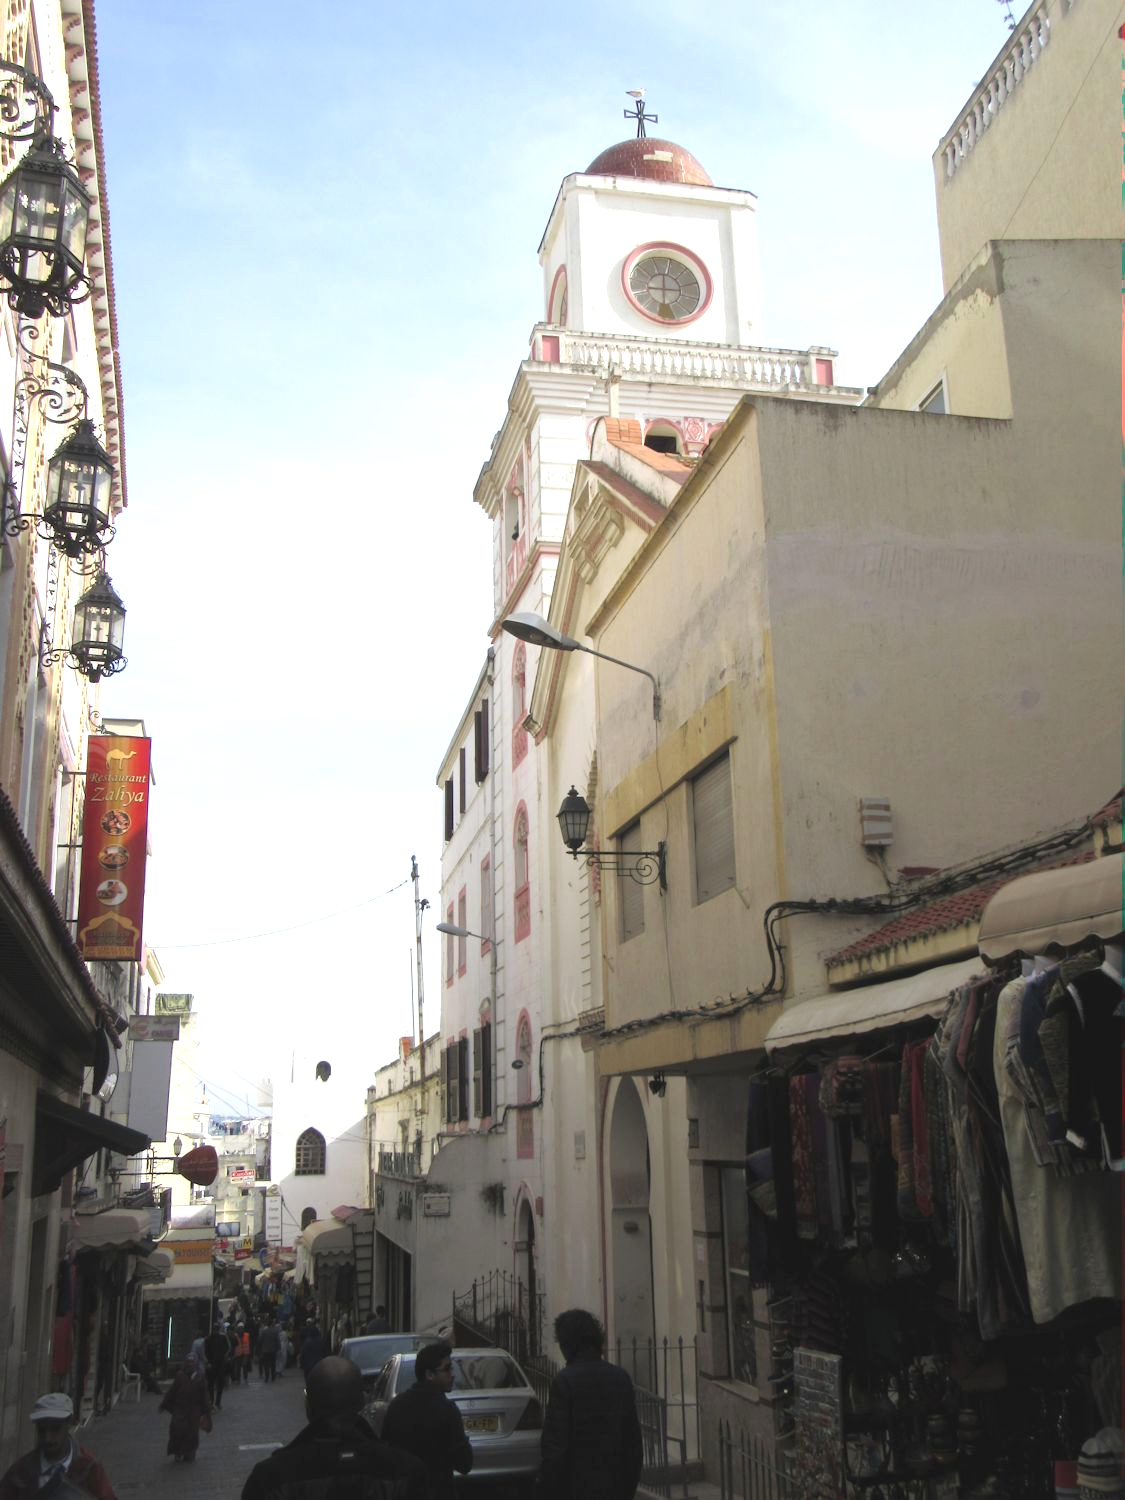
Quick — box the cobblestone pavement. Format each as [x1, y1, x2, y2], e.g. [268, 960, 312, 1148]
[78, 1370, 306, 1500]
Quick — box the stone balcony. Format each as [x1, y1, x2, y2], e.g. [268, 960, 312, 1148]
[529, 323, 850, 394]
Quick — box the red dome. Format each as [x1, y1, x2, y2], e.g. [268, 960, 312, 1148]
[584, 137, 712, 187]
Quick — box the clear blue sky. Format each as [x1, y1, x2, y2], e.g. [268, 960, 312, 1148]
[92, 0, 1014, 1113]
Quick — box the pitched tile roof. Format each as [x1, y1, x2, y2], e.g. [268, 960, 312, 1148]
[827, 850, 1096, 967]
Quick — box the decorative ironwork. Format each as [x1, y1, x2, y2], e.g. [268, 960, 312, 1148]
[575, 841, 667, 888]
[0, 59, 57, 144]
[15, 315, 89, 424]
[40, 567, 127, 682]
[624, 90, 657, 138]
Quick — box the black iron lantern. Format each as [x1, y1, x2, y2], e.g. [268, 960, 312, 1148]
[557, 786, 591, 854]
[0, 132, 90, 318]
[68, 569, 126, 681]
[43, 418, 115, 558]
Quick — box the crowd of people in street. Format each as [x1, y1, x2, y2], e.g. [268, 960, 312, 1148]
[0, 1305, 643, 1500]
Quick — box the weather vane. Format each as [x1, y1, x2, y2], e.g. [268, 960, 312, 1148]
[624, 89, 657, 139]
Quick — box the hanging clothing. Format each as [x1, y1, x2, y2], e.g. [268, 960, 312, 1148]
[995, 974, 1121, 1325]
[789, 1074, 818, 1240]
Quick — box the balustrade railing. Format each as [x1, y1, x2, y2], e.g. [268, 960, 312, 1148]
[940, 3, 1064, 180]
[539, 325, 823, 388]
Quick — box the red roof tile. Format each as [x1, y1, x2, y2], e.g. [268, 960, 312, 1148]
[1090, 790, 1123, 829]
[827, 851, 1096, 966]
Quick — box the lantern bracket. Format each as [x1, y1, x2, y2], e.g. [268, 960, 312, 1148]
[568, 841, 667, 889]
[0, 60, 57, 145]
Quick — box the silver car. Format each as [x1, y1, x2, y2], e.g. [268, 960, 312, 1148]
[339, 1333, 440, 1381]
[365, 1346, 543, 1489]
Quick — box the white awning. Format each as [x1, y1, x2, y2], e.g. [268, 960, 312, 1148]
[764, 956, 984, 1053]
[72, 1209, 152, 1251]
[134, 1248, 173, 1284]
[301, 1220, 353, 1263]
[978, 852, 1124, 960]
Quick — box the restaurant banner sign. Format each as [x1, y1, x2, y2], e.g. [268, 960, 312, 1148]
[77, 736, 151, 962]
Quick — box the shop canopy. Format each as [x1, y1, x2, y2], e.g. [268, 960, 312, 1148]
[977, 851, 1124, 960]
[764, 956, 984, 1053]
[301, 1219, 354, 1264]
[72, 1208, 152, 1251]
[133, 1248, 173, 1284]
[33, 1090, 149, 1196]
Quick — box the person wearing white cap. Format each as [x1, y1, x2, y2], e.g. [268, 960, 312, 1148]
[0, 1394, 116, 1500]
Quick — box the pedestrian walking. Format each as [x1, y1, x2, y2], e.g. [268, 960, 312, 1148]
[256, 1318, 280, 1383]
[158, 1351, 213, 1463]
[381, 1342, 472, 1500]
[204, 1321, 230, 1410]
[297, 1322, 326, 1376]
[364, 1305, 391, 1334]
[275, 1324, 290, 1379]
[240, 1355, 426, 1500]
[235, 1324, 252, 1384]
[537, 1309, 643, 1500]
[0, 1393, 116, 1500]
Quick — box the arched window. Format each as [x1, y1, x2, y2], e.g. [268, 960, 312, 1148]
[301, 1206, 317, 1230]
[514, 802, 531, 943]
[516, 1012, 534, 1158]
[643, 420, 683, 455]
[512, 644, 528, 767]
[548, 265, 568, 327]
[295, 1127, 326, 1176]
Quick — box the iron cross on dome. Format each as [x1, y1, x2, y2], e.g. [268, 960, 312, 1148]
[624, 91, 657, 138]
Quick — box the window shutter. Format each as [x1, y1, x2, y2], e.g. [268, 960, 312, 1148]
[481, 1022, 492, 1117]
[618, 821, 644, 942]
[444, 778, 454, 841]
[692, 752, 736, 903]
[474, 701, 490, 783]
[458, 1037, 470, 1122]
[472, 1028, 482, 1117]
[440, 1045, 450, 1123]
[459, 748, 466, 813]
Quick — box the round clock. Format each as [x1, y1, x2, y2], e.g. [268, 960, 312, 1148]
[623, 242, 712, 326]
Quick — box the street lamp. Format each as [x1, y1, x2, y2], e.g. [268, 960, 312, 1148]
[557, 786, 667, 889]
[501, 611, 661, 720]
[42, 568, 127, 682]
[0, 61, 91, 319]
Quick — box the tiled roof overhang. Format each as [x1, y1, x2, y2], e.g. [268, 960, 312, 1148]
[61, 0, 126, 515]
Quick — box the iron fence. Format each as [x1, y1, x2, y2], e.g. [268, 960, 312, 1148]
[608, 1335, 700, 1462]
[452, 1269, 545, 1363]
[718, 1420, 794, 1500]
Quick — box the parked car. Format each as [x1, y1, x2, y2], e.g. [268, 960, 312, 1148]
[340, 1333, 441, 1381]
[365, 1347, 543, 1489]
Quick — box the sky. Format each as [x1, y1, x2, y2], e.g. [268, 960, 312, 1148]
[89, 0, 1017, 1115]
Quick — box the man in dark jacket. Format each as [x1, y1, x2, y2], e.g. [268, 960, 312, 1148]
[204, 1322, 231, 1409]
[380, 1342, 472, 1500]
[538, 1309, 643, 1500]
[0, 1393, 116, 1500]
[241, 1356, 425, 1500]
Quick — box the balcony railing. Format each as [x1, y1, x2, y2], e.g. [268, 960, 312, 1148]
[939, 3, 1058, 180]
[530, 325, 840, 391]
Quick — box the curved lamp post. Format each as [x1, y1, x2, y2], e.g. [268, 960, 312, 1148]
[501, 611, 661, 720]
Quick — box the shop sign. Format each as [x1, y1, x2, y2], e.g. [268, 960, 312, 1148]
[172, 1239, 214, 1265]
[128, 1015, 180, 1041]
[155, 993, 193, 1016]
[233, 1247, 252, 1260]
[229, 1167, 256, 1183]
[77, 736, 151, 962]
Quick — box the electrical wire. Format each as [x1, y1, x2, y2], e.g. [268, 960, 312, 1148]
[158, 877, 411, 949]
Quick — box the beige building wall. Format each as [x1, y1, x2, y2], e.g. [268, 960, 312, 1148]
[932, 0, 1121, 291]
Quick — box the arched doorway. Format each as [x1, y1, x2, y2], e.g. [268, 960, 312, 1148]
[608, 1077, 655, 1364]
[515, 1195, 538, 1356]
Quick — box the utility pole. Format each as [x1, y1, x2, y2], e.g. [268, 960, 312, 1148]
[411, 855, 427, 1082]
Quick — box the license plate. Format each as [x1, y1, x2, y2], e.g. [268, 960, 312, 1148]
[464, 1415, 499, 1433]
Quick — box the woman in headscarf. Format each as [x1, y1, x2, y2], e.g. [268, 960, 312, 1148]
[159, 1350, 212, 1462]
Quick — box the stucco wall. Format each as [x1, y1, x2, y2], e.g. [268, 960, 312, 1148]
[932, 0, 1120, 290]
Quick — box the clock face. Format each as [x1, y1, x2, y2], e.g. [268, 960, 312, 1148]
[623, 243, 711, 325]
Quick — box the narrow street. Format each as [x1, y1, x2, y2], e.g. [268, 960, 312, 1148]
[78, 1373, 306, 1500]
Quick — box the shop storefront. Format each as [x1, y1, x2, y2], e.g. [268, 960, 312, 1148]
[750, 852, 1123, 1498]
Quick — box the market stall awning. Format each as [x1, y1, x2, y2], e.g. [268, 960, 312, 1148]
[764, 956, 984, 1053]
[142, 1256, 213, 1299]
[978, 851, 1124, 960]
[301, 1219, 353, 1263]
[72, 1209, 152, 1251]
[33, 1091, 150, 1196]
[134, 1248, 173, 1284]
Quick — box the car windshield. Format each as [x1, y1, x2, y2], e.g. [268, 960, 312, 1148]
[451, 1354, 527, 1391]
[343, 1336, 435, 1373]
